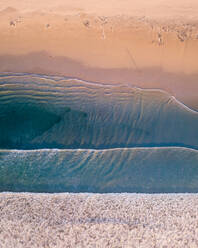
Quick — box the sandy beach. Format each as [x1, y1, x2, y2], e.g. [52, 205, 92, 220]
[0, 0, 198, 110]
[0, 193, 198, 247]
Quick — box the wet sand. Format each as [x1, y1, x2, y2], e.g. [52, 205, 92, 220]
[0, 193, 198, 247]
[0, 0, 198, 110]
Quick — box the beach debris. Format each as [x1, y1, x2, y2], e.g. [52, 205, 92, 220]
[177, 31, 188, 42]
[83, 20, 90, 28]
[177, 34, 185, 42]
[9, 17, 23, 27]
[9, 20, 15, 26]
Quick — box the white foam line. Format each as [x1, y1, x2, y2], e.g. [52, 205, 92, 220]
[172, 96, 198, 114]
[0, 146, 197, 153]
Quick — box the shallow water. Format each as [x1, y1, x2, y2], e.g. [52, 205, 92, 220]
[0, 73, 198, 193]
[0, 147, 198, 193]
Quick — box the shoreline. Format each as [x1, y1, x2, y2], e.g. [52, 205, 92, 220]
[0, 0, 198, 110]
[1, 71, 198, 112]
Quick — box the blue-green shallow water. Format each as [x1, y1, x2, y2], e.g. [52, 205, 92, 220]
[0, 74, 198, 150]
[0, 74, 198, 193]
[0, 147, 198, 193]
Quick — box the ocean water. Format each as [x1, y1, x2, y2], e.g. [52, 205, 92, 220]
[0, 73, 198, 193]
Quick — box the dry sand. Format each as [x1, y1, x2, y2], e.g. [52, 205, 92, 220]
[0, 0, 198, 110]
[0, 193, 198, 247]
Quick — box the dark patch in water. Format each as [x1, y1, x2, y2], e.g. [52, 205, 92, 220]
[0, 100, 89, 149]
[0, 102, 61, 148]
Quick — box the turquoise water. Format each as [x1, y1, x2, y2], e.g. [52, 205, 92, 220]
[0, 147, 198, 193]
[0, 74, 198, 192]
